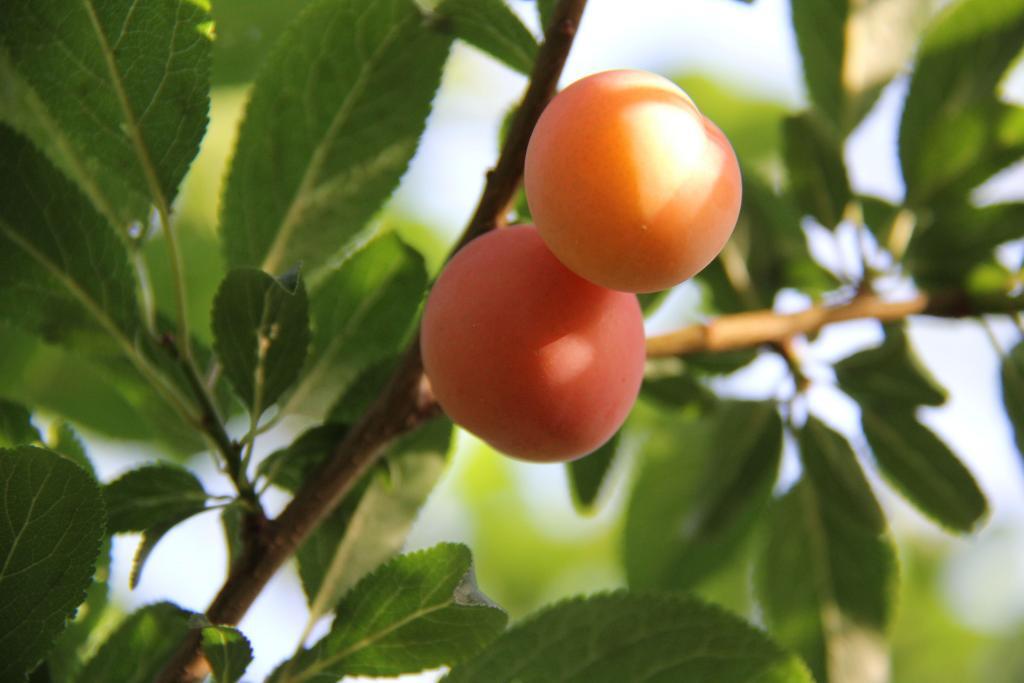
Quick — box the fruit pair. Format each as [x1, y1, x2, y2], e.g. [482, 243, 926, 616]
[421, 70, 742, 462]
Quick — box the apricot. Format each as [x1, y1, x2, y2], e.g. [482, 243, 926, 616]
[420, 226, 645, 462]
[524, 69, 742, 293]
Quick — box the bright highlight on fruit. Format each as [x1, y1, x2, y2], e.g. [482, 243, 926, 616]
[420, 226, 646, 462]
[525, 69, 742, 293]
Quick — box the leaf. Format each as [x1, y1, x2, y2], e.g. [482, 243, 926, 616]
[537, 0, 557, 32]
[270, 544, 507, 682]
[1003, 341, 1024, 461]
[209, 0, 316, 85]
[294, 233, 426, 418]
[0, 0, 212, 227]
[899, 0, 1024, 205]
[103, 464, 209, 588]
[904, 203, 1024, 289]
[861, 407, 987, 532]
[842, 0, 930, 129]
[567, 432, 619, 512]
[78, 603, 192, 683]
[327, 355, 401, 423]
[834, 324, 946, 408]
[0, 446, 105, 682]
[625, 401, 783, 591]
[212, 268, 311, 415]
[737, 167, 840, 300]
[757, 418, 897, 683]
[45, 538, 112, 683]
[104, 464, 208, 533]
[201, 626, 253, 683]
[639, 365, 715, 408]
[299, 420, 451, 617]
[220, 0, 454, 273]
[790, 0, 846, 128]
[46, 422, 94, 477]
[0, 399, 40, 447]
[438, 0, 538, 75]
[445, 592, 812, 683]
[0, 326, 204, 456]
[790, 0, 928, 133]
[783, 113, 852, 229]
[258, 424, 349, 492]
[0, 126, 140, 349]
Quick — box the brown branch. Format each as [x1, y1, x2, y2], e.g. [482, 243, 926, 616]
[645, 290, 1024, 358]
[155, 2, 589, 681]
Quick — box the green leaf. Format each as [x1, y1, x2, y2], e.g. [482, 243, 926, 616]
[537, 0, 557, 32]
[790, 0, 928, 133]
[0, 0, 212, 227]
[104, 464, 209, 588]
[0, 446, 105, 682]
[271, 543, 507, 682]
[45, 538, 112, 683]
[220, 0, 454, 273]
[201, 626, 253, 683]
[209, 0, 316, 85]
[783, 113, 852, 229]
[625, 401, 782, 591]
[439, 0, 538, 75]
[790, 0, 847, 129]
[861, 408, 987, 532]
[46, 422, 94, 477]
[757, 418, 897, 682]
[842, 0, 930, 129]
[299, 421, 451, 618]
[293, 233, 426, 418]
[0, 126, 140, 349]
[640, 364, 716, 408]
[327, 355, 401, 423]
[445, 592, 812, 683]
[1003, 341, 1024, 462]
[42, 424, 109, 683]
[0, 399, 40, 447]
[859, 195, 901, 246]
[905, 203, 1024, 289]
[835, 324, 947, 408]
[78, 603, 192, 683]
[567, 432, 619, 512]
[258, 424, 349, 492]
[899, 0, 1024, 205]
[212, 268, 311, 415]
[0, 326, 203, 455]
[737, 167, 840, 300]
[104, 464, 208, 533]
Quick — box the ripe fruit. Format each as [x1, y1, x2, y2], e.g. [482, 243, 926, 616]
[420, 226, 645, 462]
[524, 69, 742, 293]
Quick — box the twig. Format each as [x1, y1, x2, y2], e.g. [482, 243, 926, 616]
[159, 334, 261, 513]
[645, 291, 1024, 358]
[154, 2, 589, 681]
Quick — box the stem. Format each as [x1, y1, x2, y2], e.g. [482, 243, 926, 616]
[160, 334, 259, 509]
[155, 3, 590, 681]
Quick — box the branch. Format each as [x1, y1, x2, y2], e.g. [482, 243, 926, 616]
[645, 290, 1024, 358]
[155, 2, 589, 681]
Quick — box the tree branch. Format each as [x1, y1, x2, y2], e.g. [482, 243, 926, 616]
[645, 290, 1024, 358]
[155, 2, 589, 681]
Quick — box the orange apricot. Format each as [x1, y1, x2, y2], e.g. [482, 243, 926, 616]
[420, 226, 645, 462]
[524, 69, 742, 293]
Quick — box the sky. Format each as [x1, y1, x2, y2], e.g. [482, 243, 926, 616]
[82, 0, 1024, 680]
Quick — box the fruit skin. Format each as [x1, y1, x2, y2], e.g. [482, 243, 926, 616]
[420, 226, 645, 462]
[525, 69, 742, 293]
